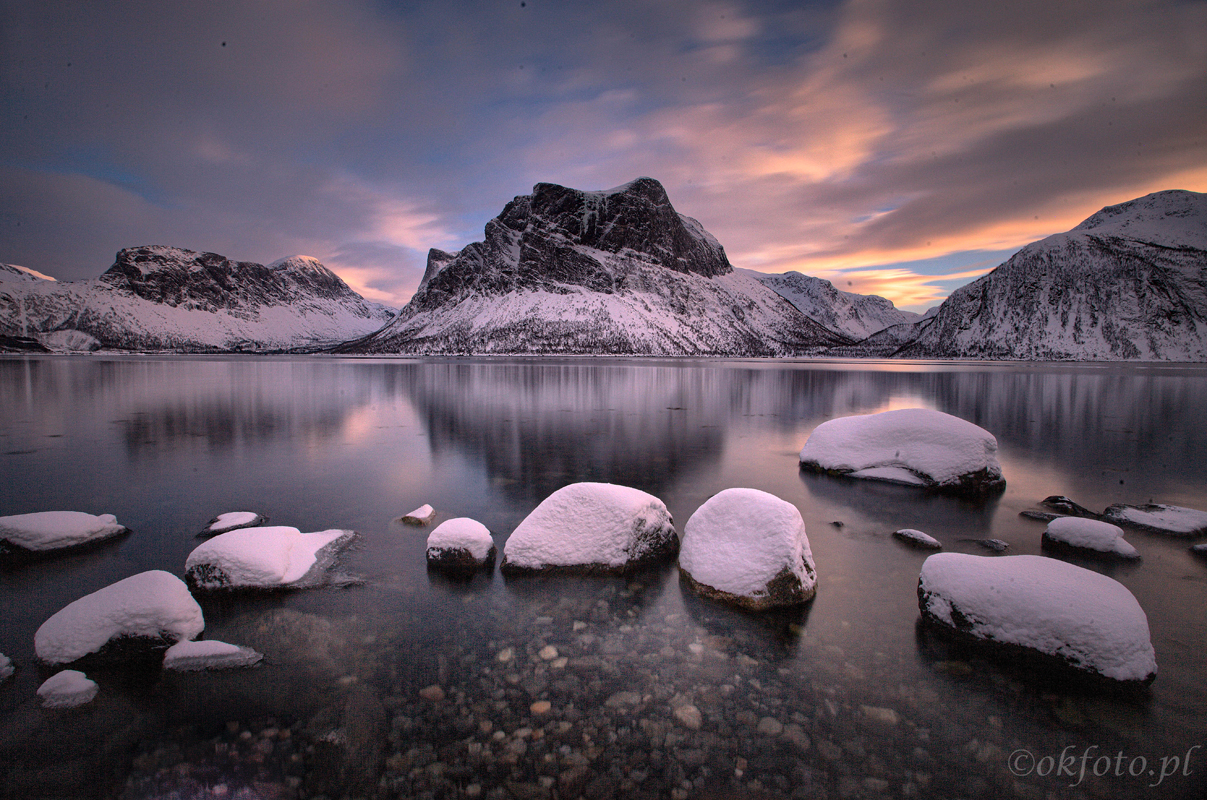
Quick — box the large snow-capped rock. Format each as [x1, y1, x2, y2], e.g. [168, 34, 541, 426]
[34, 570, 205, 665]
[1042, 517, 1139, 559]
[185, 526, 356, 590]
[0, 246, 395, 353]
[500, 482, 679, 574]
[338, 179, 851, 356]
[875, 190, 1207, 360]
[678, 488, 817, 610]
[1102, 503, 1207, 536]
[799, 408, 1005, 497]
[747, 269, 921, 340]
[0, 511, 129, 558]
[917, 553, 1156, 684]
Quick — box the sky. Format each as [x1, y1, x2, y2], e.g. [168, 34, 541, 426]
[2, 0, 1205, 313]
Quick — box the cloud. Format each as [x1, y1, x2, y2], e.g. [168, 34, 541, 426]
[1, 0, 1204, 314]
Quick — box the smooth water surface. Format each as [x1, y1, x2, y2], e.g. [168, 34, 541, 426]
[1, 356, 1206, 799]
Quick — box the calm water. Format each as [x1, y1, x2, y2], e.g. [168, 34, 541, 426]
[1, 355, 1206, 799]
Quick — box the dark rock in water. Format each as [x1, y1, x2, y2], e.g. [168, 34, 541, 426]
[198, 511, 269, 538]
[1019, 510, 1061, 522]
[305, 686, 387, 795]
[966, 538, 1009, 552]
[1191, 543, 1207, 559]
[1040, 496, 1101, 518]
[427, 544, 497, 576]
[893, 528, 942, 550]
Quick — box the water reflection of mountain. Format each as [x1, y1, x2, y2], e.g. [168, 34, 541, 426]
[403, 361, 727, 502]
[400, 360, 1207, 505]
[0, 357, 373, 455]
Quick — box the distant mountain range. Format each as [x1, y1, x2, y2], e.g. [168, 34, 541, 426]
[0, 246, 394, 353]
[2, 182, 1203, 360]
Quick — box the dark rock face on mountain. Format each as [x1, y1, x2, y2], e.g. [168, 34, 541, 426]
[0, 247, 394, 353]
[340, 178, 850, 356]
[862, 190, 1207, 361]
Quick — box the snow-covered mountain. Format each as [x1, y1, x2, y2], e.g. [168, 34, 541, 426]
[746, 269, 921, 340]
[0, 246, 395, 353]
[337, 178, 852, 356]
[853, 190, 1207, 361]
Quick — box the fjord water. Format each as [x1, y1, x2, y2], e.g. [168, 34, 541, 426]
[2, 355, 1206, 799]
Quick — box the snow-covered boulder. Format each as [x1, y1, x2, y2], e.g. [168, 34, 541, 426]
[678, 488, 816, 610]
[35, 570, 204, 665]
[163, 640, 263, 671]
[917, 554, 1156, 684]
[401, 504, 436, 525]
[0, 511, 129, 558]
[185, 526, 356, 590]
[799, 408, 1005, 497]
[0, 653, 12, 681]
[200, 511, 269, 538]
[501, 483, 678, 574]
[38, 670, 98, 708]
[893, 529, 942, 549]
[1102, 503, 1207, 537]
[426, 518, 496, 573]
[1043, 517, 1139, 559]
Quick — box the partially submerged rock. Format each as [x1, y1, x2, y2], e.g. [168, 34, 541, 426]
[185, 526, 356, 590]
[893, 529, 942, 550]
[678, 488, 816, 610]
[799, 408, 1005, 497]
[199, 511, 269, 538]
[426, 518, 496, 574]
[1102, 503, 1207, 537]
[0, 511, 129, 559]
[163, 640, 263, 671]
[38, 670, 99, 708]
[1043, 517, 1139, 559]
[401, 504, 436, 525]
[0, 653, 12, 682]
[35, 570, 204, 666]
[918, 553, 1156, 685]
[501, 482, 678, 574]
[1019, 495, 1103, 522]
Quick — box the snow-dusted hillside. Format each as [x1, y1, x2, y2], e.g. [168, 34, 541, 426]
[338, 178, 851, 356]
[746, 269, 921, 340]
[0, 246, 395, 353]
[858, 190, 1207, 361]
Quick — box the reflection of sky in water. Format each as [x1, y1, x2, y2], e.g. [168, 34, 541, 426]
[2, 356, 1207, 798]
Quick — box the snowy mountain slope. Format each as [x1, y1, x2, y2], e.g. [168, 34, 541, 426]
[855, 190, 1207, 361]
[338, 178, 851, 356]
[746, 269, 921, 340]
[0, 246, 395, 353]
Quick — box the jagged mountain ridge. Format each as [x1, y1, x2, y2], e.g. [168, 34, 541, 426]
[0, 246, 395, 352]
[746, 269, 922, 340]
[339, 178, 852, 356]
[857, 190, 1207, 360]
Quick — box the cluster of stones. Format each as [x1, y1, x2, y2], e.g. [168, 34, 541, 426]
[8, 509, 355, 710]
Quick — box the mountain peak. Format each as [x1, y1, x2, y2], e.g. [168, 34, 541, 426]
[1071, 189, 1207, 249]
